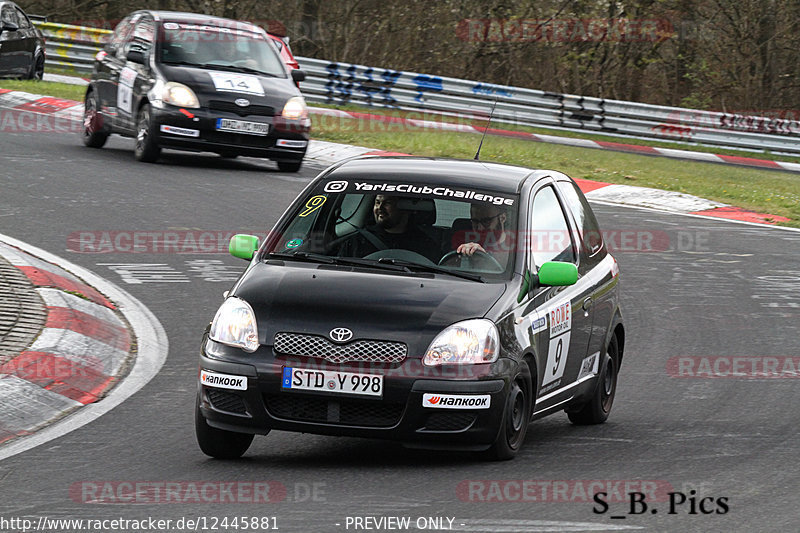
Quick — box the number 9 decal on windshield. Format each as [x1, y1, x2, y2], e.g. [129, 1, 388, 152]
[299, 195, 327, 217]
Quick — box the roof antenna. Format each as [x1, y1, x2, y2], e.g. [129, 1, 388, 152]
[474, 99, 498, 160]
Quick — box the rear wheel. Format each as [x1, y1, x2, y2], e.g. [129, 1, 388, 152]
[483, 360, 533, 461]
[82, 91, 108, 148]
[28, 53, 44, 80]
[134, 103, 161, 162]
[568, 335, 620, 425]
[195, 402, 255, 459]
[277, 160, 302, 173]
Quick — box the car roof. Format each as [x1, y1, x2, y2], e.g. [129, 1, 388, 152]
[142, 10, 263, 33]
[326, 157, 542, 195]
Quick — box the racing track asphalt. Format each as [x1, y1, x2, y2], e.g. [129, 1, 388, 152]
[0, 127, 798, 532]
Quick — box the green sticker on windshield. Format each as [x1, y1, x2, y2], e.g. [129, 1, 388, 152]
[286, 238, 303, 249]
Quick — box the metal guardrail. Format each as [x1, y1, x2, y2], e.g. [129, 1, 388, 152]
[34, 21, 800, 155]
[37, 22, 111, 74]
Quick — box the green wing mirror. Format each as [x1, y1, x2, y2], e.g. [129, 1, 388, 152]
[538, 261, 578, 286]
[229, 234, 260, 260]
[518, 261, 578, 302]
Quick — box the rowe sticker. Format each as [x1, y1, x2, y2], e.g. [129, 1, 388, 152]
[422, 393, 491, 409]
[200, 369, 247, 390]
[542, 300, 572, 387]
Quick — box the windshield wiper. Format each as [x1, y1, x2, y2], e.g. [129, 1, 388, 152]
[376, 258, 484, 282]
[268, 251, 334, 264]
[200, 63, 279, 77]
[267, 251, 409, 272]
[161, 60, 210, 68]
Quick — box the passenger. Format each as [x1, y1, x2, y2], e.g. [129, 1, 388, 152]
[337, 195, 442, 263]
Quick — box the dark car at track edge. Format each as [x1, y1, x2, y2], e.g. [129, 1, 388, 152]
[196, 156, 625, 460]
[0, 1, 45, 80]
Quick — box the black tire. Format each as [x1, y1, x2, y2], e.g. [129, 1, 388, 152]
[277, 160, 302, 172]
[195, 402, 255, 459]
[134, 103, 161, 162]
[568, 335, 620, 425]
[82, 91, 109, 148]
[483, 360, 533, 461]
[27, 53, 44, 80]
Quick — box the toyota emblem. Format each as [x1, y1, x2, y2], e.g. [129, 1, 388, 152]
[329, 327, 353, 343]
[234, 98, 250, 107]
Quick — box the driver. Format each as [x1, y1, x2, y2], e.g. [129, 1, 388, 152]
[455, 203, 512, 267]
[336, 195, 442, 263]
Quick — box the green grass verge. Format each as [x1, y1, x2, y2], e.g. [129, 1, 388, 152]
[313, 119, 800, 227]
[0, 79, 86, 102]
[312, 102, 800, 164]
[3, 79, 797, 226]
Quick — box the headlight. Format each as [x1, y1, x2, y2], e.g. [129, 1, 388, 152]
[423, 319, 499, 366]
[162, 82, 200, 108]
[209, 297, 259, 352]
[281, 96, 308, 119]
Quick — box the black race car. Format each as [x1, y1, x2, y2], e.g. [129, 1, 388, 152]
[196, 157, 625, 460]
[0, 1, 45, 80]
[81, 10, 309, 172]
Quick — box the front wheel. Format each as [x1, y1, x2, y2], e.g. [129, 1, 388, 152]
[195, 403, 255, 459]
[134, 103, 161, 162]
[277, 160, 302, 172]
[483, 360, 533, 461]
[82, 91, 108, 148]
[568, 335, 620, 425]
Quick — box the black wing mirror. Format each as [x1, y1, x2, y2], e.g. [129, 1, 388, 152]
[126, 49, 146, 65]
[1, 21, 20, 34]
[291, 69, 306, 83]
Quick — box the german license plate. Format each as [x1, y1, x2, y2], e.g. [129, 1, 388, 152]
[216, 118, 269, 136]
[281, 367, 383, 397]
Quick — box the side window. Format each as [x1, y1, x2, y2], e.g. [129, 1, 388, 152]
[113, 15, 139, 59]
[529, 185, 576, 267]
[1, 7, 19, 26]
[14, 8, 30, 29]
[557, 181, 604, 256]
[128, 18, 155, 58]
[109, 16, 133, 53]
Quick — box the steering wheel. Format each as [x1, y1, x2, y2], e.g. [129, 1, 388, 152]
[438, 250, 504, 272]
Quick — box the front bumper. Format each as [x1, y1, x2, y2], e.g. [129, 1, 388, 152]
[197, 340, 515, 450]
[150, 104, 309, 161]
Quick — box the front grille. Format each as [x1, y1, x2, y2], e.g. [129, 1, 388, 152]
[422, 412, 476, 432]
[264, 394, 403, 427]
[206, 388, 248, 415]
[208, 100, 275, 117]
[274, 332, 407, 364]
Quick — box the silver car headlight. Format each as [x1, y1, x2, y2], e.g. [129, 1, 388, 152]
[423, 319, 499, 366]
[162, 81, 200, 108]
[209, 297, 259, 352]
[281, 96, 308, 119]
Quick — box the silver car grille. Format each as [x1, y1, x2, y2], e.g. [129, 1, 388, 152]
[273, 332, 407, 364]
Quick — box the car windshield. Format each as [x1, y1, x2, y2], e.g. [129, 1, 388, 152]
[159, 22, 286, 77]
[265, 178, 520, 280]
